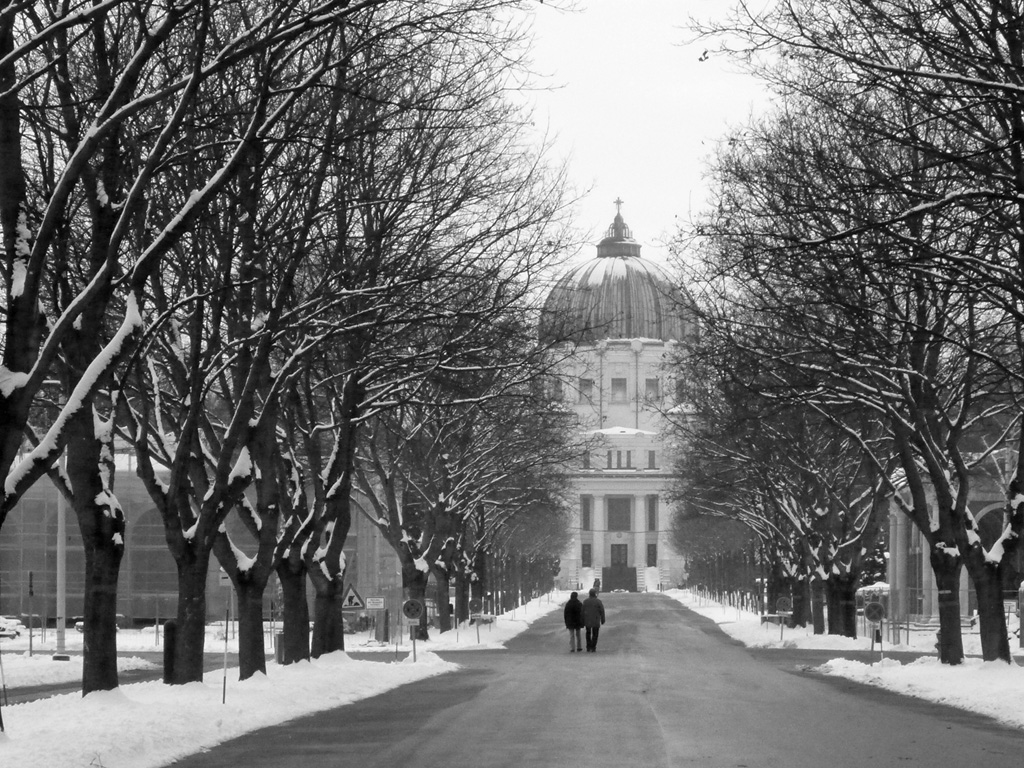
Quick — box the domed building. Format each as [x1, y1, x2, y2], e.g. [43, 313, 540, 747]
[543, 204, 693, 592]
[540, 212, 690, 344]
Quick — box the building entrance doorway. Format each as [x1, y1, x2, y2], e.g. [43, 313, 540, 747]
[610, 544, 628, 567]
[603, 544, 636, 592]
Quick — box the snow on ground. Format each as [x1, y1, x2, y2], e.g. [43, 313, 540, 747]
[665, 588, 1024, 731]
[2, 589, 1023, 767]
[0, 593, 560, 688]
[0, 593, 562, 768]
[0, 651, 156, 688]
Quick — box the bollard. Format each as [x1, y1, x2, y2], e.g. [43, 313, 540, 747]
[163, 619, 177, 684]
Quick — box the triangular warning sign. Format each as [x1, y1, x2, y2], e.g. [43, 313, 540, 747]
[341, 585, 365, 610]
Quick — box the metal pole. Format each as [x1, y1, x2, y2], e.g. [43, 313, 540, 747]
[222, 607, 229, 704]
[0, 643, 6, 732]
[56, 485, 67, 654]
[28, 571, 34, 657]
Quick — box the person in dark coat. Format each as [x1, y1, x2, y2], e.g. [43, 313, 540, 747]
[582, 588, 606, 652]
[563, 591, 584, 652]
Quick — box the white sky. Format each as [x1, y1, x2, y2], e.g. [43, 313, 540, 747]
[1, 590, 1022, 767]
[526, 0, 769, 265]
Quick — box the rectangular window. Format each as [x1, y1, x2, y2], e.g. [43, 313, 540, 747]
[581, 496, 592, 531]
[626, 450, 632, 468]
[578, 378, 593, 403]
[616, 450, 622, 468]
[582, 452, 591, 469]
[648, 450, 657, 469]
[607, 497, 631, 531]
[646, 495, 658, 531]
[551, 378, 564, 401]
[581, 543, 592, 568]
[647, 543, 658, 567]
[606, 450, 613, 469]
[611, 377, 628, 403]
[675, 378, 689, 403]
[645, 378, 660, 400]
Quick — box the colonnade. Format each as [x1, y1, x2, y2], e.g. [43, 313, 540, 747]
[584, 493, 658, 572]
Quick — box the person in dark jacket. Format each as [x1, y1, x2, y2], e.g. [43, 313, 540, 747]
[563, 591, 584, 652]
[582, 588, 606, 652]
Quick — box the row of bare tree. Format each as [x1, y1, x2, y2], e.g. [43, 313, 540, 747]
[669, 360, 891, 638]
[0, 0, 579, 694]
[668, 0, 1024, 664]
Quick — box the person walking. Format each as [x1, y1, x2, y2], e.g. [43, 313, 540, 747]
[563, 591, 584, 653]
[582, 588, 605, 652]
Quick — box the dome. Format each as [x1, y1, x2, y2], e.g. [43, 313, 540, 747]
[540, 206, 690, 344]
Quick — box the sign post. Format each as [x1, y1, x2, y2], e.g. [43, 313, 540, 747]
[365, 597, 385, 641]
[470, 598, 482, 643]
[28, 571, 33, 657]
[775, 597, 792, 642]
[402, 599, 423, 661]
[341, 585, 366, 612]
[222, 606, 229, 704]
[1018, 583, 1024, 648]
[864, 601, 886, 660]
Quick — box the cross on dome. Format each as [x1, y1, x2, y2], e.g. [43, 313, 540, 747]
[603, 199, 634, 246]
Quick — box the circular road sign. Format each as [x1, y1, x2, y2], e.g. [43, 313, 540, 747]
[776, 596, 793, 613]
[402, 599, 423, 621]
[469, 598, 482, 613]
[864, 601, 886, 623]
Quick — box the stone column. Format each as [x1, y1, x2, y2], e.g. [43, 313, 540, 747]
[958, 568, 970, 624]
[921, 525, 935, 621]
[593, 495, 605, 576]
[634, 494, 646, 580]
[889, 505, 904, 621]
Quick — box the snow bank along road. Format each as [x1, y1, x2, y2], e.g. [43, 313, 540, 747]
[168, 592, 1024, 768]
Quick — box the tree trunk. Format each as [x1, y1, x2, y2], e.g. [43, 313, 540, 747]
[503, 558, 514, 613]
[930, 550, 965, 665]
[825, 575, 858, 639]
[67, 406, 125, 695]
[404, 564, 430, 637]
[790, 577, 810, 628]
[454, 570, 470, 625]
[171, 551, 211, 683]
[276, 562, 310, 664]
[431, 566, 452, 633]
[79, 532, 123, 694]
[235, 579, 267, 679]
[471, 549, 489, 613]
[964, 553, 1011, 662]
[497, 558, 508, 613]
[310, 577, 345, 657]
[810, 577, 826, 635]
[510, 556, 522, 608]
[765, 561, 785, 614]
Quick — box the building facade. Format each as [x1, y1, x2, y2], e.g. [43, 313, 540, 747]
[541, 206, 693, 592]
[886, 470, 1022, 625]
[0, 463, 402, 628]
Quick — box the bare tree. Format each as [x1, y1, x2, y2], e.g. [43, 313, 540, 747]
[355, 355, 575, 635]
[115, 0, 429, 684]
[4, 0, 393, 692]
[695, 0, 1024, 663]
[669, 307, 892, 635]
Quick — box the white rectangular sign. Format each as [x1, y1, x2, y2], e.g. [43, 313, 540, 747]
[366, 597, 385, 610]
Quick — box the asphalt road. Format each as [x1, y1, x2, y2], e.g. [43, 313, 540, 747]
[170, 592, 1024, 768]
